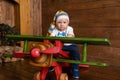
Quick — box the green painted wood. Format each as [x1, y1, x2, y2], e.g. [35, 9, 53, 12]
[24, 40, 28, 52]
[6, 34, 111, 45]
[53, 58, 108, 66]
[82, 43, 87, 62]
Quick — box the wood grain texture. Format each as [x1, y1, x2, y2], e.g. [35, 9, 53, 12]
[30, 0, 42, 36]
[0, 60, 120, 80]
[0, 0, 120, 71]
[0, 0, 42, 36]
[19, 0, 31, 35]
[0, 0, 15, 27]
[42, 0, 120, 67]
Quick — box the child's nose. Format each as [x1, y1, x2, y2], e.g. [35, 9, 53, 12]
[60, 23, 64, 26]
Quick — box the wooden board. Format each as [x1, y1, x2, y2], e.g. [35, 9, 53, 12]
[6, 34, 111, 45]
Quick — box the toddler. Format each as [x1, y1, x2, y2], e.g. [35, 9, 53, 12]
[48, 10, 80, 79]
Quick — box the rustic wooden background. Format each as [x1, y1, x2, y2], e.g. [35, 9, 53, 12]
[0, 0, 120, 76]
[0, 0, 15, 26]
[42, 0, 120, 68]
[0, 0, 42, 35]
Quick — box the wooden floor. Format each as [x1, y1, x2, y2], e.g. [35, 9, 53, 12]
[0, 60, 120, 80]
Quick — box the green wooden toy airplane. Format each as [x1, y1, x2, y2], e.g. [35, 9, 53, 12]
[6, 34, 111, 66]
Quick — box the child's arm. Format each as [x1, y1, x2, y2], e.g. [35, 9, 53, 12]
[67, 34, 74, 37]
[67, 26, 75, 37]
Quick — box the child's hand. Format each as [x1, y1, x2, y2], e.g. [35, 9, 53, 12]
[67, 34, 74, 37]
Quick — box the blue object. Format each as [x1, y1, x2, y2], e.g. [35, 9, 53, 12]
[57, 32, 66, 37]
[73, 69, 79, 79]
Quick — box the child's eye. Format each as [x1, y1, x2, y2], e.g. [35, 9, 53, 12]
[58, 22, 62, 23]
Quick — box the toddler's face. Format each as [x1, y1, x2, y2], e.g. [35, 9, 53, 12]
[56, 19, 69, 31]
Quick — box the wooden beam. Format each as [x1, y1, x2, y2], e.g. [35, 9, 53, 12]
[14, 3, 20, 31]
[12, 0, 31, 47]
[19, 0, 31, 35]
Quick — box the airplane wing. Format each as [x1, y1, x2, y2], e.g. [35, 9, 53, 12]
[6, 34, 111, 45]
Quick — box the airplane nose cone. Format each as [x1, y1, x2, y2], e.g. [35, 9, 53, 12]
[31, 48, 40, 58]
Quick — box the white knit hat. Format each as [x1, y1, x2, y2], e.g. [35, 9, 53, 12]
[54, 10, 69, 22]
[47, 10, 69, 36]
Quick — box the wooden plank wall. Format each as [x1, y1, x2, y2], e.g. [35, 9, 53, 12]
[0, 0, 15, 27]
[0, 0, 119, 67]
[42, 0, 120, 67]
[0, 0, 42, 35]
[30, 0, 42, 35]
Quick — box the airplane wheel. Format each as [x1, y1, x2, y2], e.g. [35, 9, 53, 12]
[33, 72, 40, 80]
[60, 73, 68, 80]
